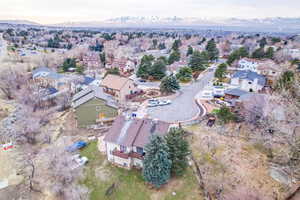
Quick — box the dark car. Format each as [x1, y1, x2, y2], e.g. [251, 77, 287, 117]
[138, 79, 146, 83]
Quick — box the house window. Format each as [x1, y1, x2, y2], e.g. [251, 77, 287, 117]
[96, 106, 101, 111]
[123, 163, 127, 167]
[120, 145, 127, 153]
[248, 82, 252, 84]
[136, 147, 144, 154]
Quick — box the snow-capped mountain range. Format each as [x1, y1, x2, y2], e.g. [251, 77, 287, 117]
[51, 16, 300, 31]
[1, 17, 300, 32]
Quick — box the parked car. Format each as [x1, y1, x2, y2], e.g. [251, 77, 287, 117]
[66, 141, 87, 152]
[158, 100, 171, 106]
[71, 154, 88, 170]
[148, 99, 172, 107]
[148, 99, 159, 107]
[216, 99, 231, 106]
[138, 79, 146, 83]
[207, 117, 216, 127]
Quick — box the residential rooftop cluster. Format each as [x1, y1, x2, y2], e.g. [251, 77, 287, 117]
[0, 26, 300, 200]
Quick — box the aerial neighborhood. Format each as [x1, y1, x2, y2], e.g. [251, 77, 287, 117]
[0, 22, 300, 200]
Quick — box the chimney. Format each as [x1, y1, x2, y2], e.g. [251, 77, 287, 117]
[253, 78, 258, 85]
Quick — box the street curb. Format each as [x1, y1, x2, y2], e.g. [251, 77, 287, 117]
[177, 98, 207, 125]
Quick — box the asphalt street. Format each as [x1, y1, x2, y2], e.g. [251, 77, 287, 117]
[147, 69, 215, 123]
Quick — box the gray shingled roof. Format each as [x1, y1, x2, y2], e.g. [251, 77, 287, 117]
[104, 115, 170, 148]
[32, 67, 63, 80]
[232, 70, 266, 86]
[225, 88, 249, 97]
[72, 85, 118, 109]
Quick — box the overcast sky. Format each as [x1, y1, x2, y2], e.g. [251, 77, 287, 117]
[0, 0, 300, 24]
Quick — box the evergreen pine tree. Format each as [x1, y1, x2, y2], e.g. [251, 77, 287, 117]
[214, 63, 227, 81]
[252, 48, 265, 59]
[265, 47, 274, 59]
[189, 50, 209, 72]
[149, 60, 166, 80]
[168, 50, 181, 65]
[205, 39, 219, 61]
[142, 135, 172, 188]
[186, 45, 193, 56]
[165, 128, 190, 176]
[172, 39, 182, 51]
[160, 75, 180, 94]
[176, 67, 193, 82]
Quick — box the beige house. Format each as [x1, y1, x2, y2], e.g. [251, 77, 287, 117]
[256, 59, 283, 85]
[101, 74, 137, 102]
[104, 115, 170, 169]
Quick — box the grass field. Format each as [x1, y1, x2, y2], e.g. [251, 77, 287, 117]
[80, 141, 201, 200]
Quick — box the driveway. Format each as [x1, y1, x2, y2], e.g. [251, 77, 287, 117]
[147, 69, 215, 123]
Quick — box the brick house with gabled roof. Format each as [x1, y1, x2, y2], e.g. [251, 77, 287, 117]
[104, 115, 170, 169]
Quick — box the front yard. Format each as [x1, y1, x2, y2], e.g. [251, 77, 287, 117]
[80, 141, 201, 200]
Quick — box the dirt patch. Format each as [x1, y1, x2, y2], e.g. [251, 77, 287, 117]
[97, 136, 106, 153]
[186, 124, 285, 199]
[0, 148, 24, 189]
[150, 178, 184, 200]
[0, 100, 15, 121]
[95, 165, 112, 182]
[144, 89, 161, 98]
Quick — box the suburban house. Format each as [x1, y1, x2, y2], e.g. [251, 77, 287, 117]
[199, 84, 226, 100]
[104, 115, 171, 169]
[106, 58, 136, 75]
[101, 74, 137, 102]
[32, 67, 65, 89]
[71, 85, 119, 127]
[237, 58, 258, 72]
[256, 60, 282, 84]
[230, 70, 266, 92]
[283, 48, 300, 59]
[77, 76, 101, 90]
[81, 52, 101, 69]
[224, 88, 249, 100]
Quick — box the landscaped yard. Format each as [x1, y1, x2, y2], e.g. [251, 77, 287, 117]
[80, 141, 201, 200]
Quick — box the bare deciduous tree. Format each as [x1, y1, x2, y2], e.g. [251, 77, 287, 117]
[39, 140, 87, 200]
[0, 68, 28, 99]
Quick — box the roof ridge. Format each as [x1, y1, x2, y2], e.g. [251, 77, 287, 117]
[131, 119, 145, 147]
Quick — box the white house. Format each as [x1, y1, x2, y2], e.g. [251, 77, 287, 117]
[284, 48, 300, 59]
[124, 60, 136, 72]
[238, 58, 258, 72]
[198, 83, 227, 99]
[104, 116, 170, 169]
[231, 70, 266, 92]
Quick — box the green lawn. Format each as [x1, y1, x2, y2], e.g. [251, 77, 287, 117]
[80, 141, 201, 200]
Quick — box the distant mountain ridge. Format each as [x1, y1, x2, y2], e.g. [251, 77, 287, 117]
[50, 16, 300, 31]
[1, 17, 300, 32]
[0, 20, 40, 26]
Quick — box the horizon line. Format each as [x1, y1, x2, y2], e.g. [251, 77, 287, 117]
[1, 16, 300, 25]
